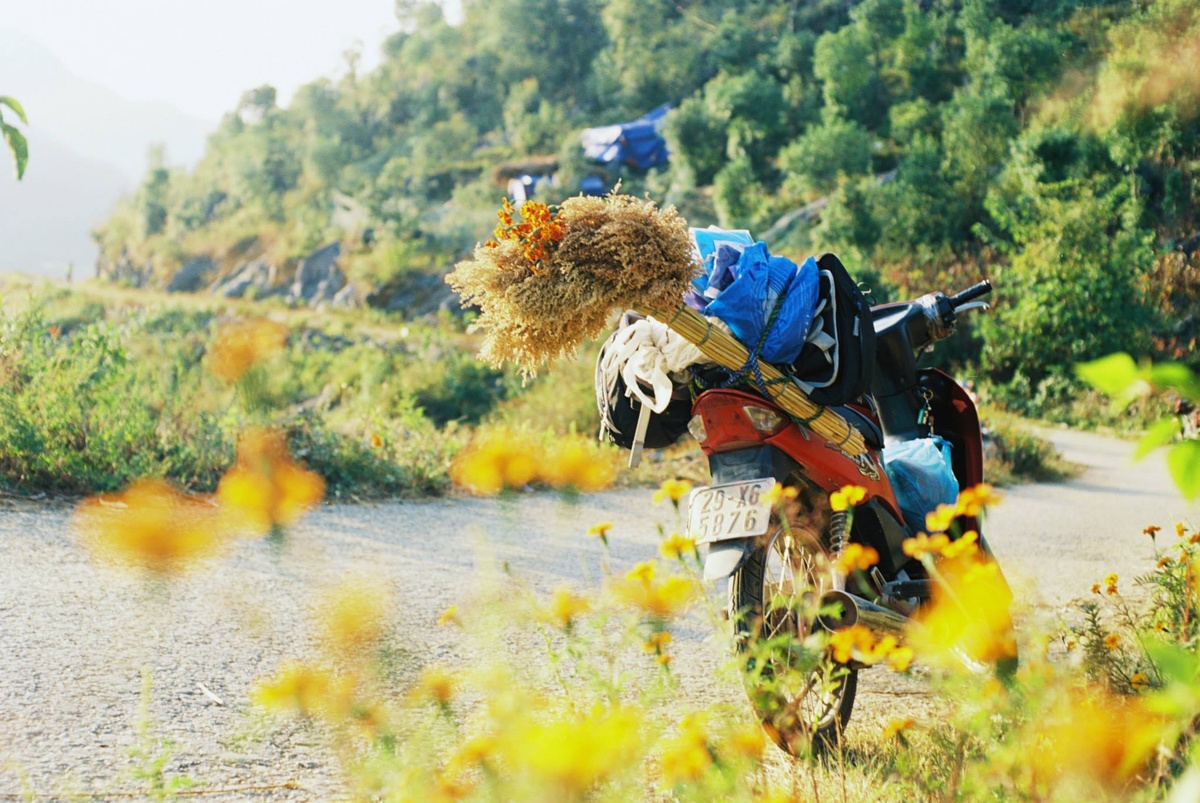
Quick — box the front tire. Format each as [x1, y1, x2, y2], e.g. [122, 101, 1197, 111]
[730, 526, 857, 754]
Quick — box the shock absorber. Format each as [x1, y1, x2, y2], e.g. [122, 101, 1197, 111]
[828, 509, 849, 561]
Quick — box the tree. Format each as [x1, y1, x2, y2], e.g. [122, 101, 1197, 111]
[1, 95, 28, 179]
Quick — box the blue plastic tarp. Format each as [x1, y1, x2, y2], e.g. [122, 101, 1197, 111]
[581, 104, 671, 170]
[699, 242, 820, 365]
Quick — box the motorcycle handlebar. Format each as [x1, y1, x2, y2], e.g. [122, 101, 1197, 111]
[947, 280, 992, 309]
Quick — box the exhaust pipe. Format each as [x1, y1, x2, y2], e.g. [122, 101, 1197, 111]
[817, 590, 908, 640]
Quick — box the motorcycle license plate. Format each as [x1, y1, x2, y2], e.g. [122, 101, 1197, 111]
[687, 479, 774, 544]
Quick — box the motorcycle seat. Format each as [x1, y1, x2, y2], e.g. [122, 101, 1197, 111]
[831, 404, 883, 451]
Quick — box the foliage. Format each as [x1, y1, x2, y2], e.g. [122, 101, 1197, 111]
[1077, 352, 1200, 500]
[0, 292, 466, 497]
[0, 94, 28, 180]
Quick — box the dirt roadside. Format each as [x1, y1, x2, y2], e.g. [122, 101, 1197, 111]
[0, 428, 1193, 799]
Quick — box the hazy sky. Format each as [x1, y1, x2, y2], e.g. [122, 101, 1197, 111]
[5, 0, 462, 121]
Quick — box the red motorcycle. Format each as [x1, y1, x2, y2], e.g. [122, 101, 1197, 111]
[686, 279, 1009, 748]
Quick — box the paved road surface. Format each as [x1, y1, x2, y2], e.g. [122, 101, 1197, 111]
[0, 428, 1195, 798]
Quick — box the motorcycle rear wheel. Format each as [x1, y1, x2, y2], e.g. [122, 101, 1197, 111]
[730, 525, 857, 754]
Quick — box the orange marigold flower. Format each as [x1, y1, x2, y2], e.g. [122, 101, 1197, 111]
[829, 484, 868, 512]
[1104, 633, 1120, 651]
[1157, 556, 1173, 569]
[903, 532, 950, 561]
[925, 503, 958, 533]
[940, 530, 980, 561]
[882, 717, 914, 739]
[1177, 522, 1187, 538]
[206, 318, 288, 383]
[217, 428, 325, 537]
[1144, 525, 1161, 538]
[1092, 583, 1102, 594]
[834, 542, 880, 574]
[1130, 672, 1150, 691]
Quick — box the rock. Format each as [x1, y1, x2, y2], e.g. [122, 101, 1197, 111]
[366, 270, 460, 318]
[289, 243, 342, 305]
[210, 259, 280, 298]
[166, 257, 214, 293]
[330, 283, 357, 308]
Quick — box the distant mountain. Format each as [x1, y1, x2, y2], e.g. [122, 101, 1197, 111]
[0, 134, 129, 277]
[0, 28, 215, 277]
[0, 27, 214, 182]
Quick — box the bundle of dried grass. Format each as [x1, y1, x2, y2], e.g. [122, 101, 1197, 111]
[447, 194, 699, 373]
[447, 194, 866, 456]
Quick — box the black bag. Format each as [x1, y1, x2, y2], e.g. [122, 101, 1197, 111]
[595, 316, 693, 451]
[601, 377, 692, 450]
[788, 253, 876, 406]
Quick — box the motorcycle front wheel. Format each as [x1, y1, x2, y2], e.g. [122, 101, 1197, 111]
[730, 524, 857, 754]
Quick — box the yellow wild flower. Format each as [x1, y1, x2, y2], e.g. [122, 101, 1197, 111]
[501, 705, 641, 793]
[660, 713, 712, 786]
[925, 503, 958, 533]
[542, 436, 618, 492]
[1130, 672, 1150, 691]
[74, 479, 227, 573]
[417, 666, 457, 705]
[314, 577, 392, 657]
[587, 521, 613, 546]
[1104, 633, 1120, 651]
[911, 558, 1016, 668]
[450, 427, 539, 494]
[252, 662, 352, 721]
[437, 605, 460, 627]
[653, 478, 694, 505]
[610, 560, 696, 620]
[727, 723, 766, 758]
[217, 428, 325, 537]
[540, 586, 592, 629]
[659, 533, 697, 561]
[762, 482, 799, 506]
[205, 318, 288, 383]
[829, 484, 868, 512]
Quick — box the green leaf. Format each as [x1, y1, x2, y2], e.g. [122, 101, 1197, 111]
[1075, 353, 1142, 398]
[1148, 362, 1200, 401]
[1145, 640, 1199, 686]
[1167, 439, 1200, 501]
[1, 122, 27, 180]
[0, 95, 27, 125]
[1135, 418, 1180, 461]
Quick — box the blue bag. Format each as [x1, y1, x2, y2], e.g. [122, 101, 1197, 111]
[703, 242, 819, 365]
[882, 436, 959, 533]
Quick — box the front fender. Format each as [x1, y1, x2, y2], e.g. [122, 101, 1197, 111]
[703, 539, 755, 581]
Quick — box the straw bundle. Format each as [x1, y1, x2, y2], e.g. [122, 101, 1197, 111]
[633, 304, 865, 455]
[447, 194, 866, 457]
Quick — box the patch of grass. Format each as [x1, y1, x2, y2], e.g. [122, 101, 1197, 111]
[983, 411, 1078, 486]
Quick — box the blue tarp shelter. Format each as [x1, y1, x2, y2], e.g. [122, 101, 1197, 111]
[580, 104, 672, 170]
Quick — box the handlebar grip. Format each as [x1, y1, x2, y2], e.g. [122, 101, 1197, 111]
[948, 280, 992, 308]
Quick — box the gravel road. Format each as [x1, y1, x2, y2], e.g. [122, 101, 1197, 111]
[0, 427, 1195, 799]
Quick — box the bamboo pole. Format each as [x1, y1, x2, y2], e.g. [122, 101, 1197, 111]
[635, 303, 867, 457]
